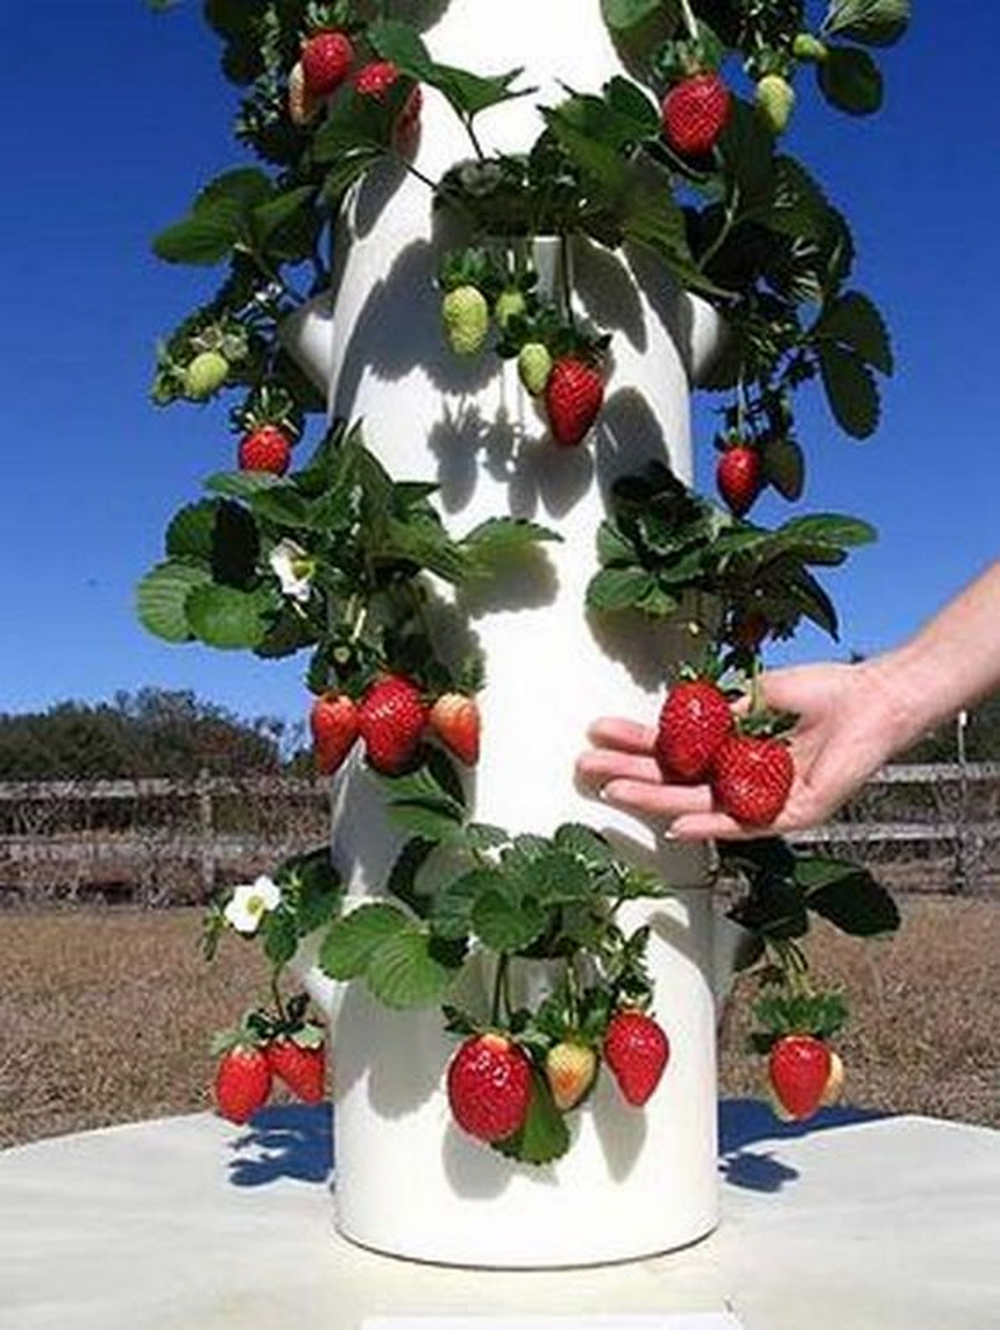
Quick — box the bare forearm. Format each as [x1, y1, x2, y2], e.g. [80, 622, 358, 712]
[869, 561, 1000, 749]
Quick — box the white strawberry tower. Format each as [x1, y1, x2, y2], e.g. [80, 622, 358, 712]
[286, 0, 733, 1268]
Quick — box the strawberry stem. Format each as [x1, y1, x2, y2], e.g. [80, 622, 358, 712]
[559, 234, 576, 334]
[491, 954, 510, 1025]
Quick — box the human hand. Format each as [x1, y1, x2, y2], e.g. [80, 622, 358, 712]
[576, 659, 911, 840]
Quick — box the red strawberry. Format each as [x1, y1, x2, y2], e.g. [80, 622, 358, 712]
[768, 1034, 832, 1121]
[353, 59, 400, 100]
[661, 72, 731, 156]
[717, 446, 762, 517]
[545, 358, 604, 447]
[429, 693, 481, 766]
[301, 30, 354, 98]
[214, 1045, 272, 1125]
[711, 733, 794, 825]
[357, 675, 428, 775]
[310, 693, 359, 776]
[268, 1037, 326, 1105]
[239, 425, 292, 476]
[545, 1041, 597, 1112]
[447, 1032, 532, 1142]
[603, 1010, 670, 1107]
[395, 84, 423, 152]
[655, 679, 734, 783]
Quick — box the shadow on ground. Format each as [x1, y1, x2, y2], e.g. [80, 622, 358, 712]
[224, 1098, 889, 1194]
[719, 1096, 889, 1194]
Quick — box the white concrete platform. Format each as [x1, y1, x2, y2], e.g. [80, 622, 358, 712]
[1, 1103, 997, 1330]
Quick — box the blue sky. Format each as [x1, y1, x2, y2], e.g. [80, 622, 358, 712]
[1, 2, 997, 727]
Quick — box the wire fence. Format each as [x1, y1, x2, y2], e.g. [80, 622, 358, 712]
[1, 762, 998, 907]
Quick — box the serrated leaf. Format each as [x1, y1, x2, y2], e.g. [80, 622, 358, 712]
[194, 167, 271, 213]
[817, 342, 881, 438]
[251, 186, 315, 244]
[463, 516, 561, 556]
[472, 889, 549, 953]
[554, 823, 614, 866]
[492, 1069, 571, 1165]
[823, 0, 911, 46]
[365, 927, 461, 1008]
[431, 867, 505, 941]
[152, 202, 243, 266]
[205, 471, 281, 499]
[166, 501, 218, 561]
[600, 0, 661, 31]
[762, 438, 805, 502]
[814, 291, 894, 374]
[387, 838, 437, 917]
[596, 521, 636, 567]
[818, 45, 883, 116]
[586, 566, 659, 613]
[136, 560, 210, 643]
[776, 513, 878, 548]
[185, 583, 270, 650]
[526, 852, 593, 906]
[805, 870, 900, 936]
[319, 903, 409, 980]
[261, 910, 298, 966]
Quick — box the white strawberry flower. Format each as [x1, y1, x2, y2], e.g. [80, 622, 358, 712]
[269, 539, 315, 604]
[224, 876, 282, 935]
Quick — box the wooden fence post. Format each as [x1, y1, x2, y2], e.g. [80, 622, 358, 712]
[197, 769, 215, 901]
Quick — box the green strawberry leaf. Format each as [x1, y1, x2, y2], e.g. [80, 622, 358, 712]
[185, 583, 271, 650]
[261, 909, 298, 967]
[319, 903, 410, 980]
[823, 0, 911, 47]
[554, 823, 615, 867]
[817, 341, 881, 438]
[166, 500, 219, 562]
[365, 927, 464, 1008]
[586, 567, 659, 614]
[813, 290, 894, 374]
[803, 866, 900, 936]
[472, 888, 549, 953]
[493, 1069, 571, 1166]
[600, 0, 661, 33]
[817, 45, 884, 116]
[136, 560, 211, 644]
[205, 471, 282, 500]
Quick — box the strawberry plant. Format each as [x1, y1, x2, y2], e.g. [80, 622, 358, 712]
[142, 0, 910, 1156]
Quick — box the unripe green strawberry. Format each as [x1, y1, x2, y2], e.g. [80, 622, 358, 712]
[442, 286, 490, 357]
[545, 1041, 597, 1112]
[517, 342, 552, 397]
[756, 75, 796, 135]
[792, 33, 828, 63]
[495, 289, 526, 330]
[184, 351, 229, 402]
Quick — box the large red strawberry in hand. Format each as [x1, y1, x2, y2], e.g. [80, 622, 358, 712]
[711, 733, 794, 825]
[655, 678, 734, 783]
[214, 1045, 272, 1125]
[447, 1032, 533, 1142]
[358, 675, 429, 775]
[768, 1034, 832, 1121]
[310, 693, 359, 776]
[661, 72, 731, 156]
[603, 1009, 670, 1107]
[545, 358, 604, 447]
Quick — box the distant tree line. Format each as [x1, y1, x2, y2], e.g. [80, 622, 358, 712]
[0, 685, 995, 783]
[0, 689, 306, 781]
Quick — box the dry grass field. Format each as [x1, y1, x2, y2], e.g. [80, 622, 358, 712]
[1, 896, 997, 1150]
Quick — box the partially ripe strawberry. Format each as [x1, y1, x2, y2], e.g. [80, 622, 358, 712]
[447, 1032, 532, 1142]
[310, 692, 360, 776]
[545, 357, 604, 447]
[239, 425, 292, 476]
[184, 351, 228, 402]
[518, 342, 552, 397]
[214, 1045, 272, 1125]
[353, 59, 400, 100]
[655, 679, 734, 783]
[442, 286, 490, 357]
[545, 1041, 597, 1112]
[288, 61, 321, 126]
[768, 1034, 832, 1121]
[429, 693, 481, 766]
[603, 1010, 670, 1107]
[821, 1050, 845, 1106]
[301, 29, 354, 98]
[394, 85, 423, 154]
[267, 1037, 326, 1105]
[661, 72, 731, 156]
[711, 733, 794, 825]
[717, 446, 762, 517]
[358, 675, 428, 775]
